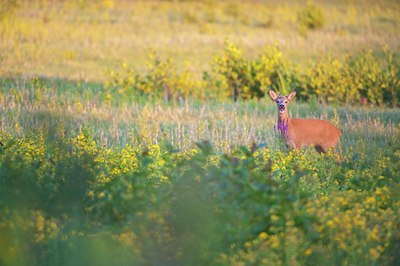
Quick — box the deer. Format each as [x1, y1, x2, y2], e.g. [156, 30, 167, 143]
[269, 90, 341, 153]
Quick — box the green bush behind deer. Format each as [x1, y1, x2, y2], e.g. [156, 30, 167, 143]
[104, 42, 400, 107]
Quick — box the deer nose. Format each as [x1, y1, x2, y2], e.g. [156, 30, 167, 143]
[279, 104, 284, 109]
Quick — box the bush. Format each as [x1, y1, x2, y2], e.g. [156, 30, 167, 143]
[104, 42, 400, 107]
[297, 1, 325, 30]
[210, 41, 284, 101]
[104, 52, 204, 104]
[297, 50, 400, 106]
[0, 131, 398, 265]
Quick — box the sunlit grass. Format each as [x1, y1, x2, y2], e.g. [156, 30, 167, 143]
[1, 0, 399, 81]
[1, 78, 398, 153]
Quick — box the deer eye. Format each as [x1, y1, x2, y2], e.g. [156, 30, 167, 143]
[285, 101, 288, 104]
[275, 100, 279, 103]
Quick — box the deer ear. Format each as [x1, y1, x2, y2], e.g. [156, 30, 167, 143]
[287, 91, 296, 101]
[269, 90, 278, 101]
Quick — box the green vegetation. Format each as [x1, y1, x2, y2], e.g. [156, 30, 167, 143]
[0, 0, 399, 265]
[0, 78, 399, 265]
[297, 1, 325, 31]
[105, 42, 399, 106]
[0, 110, 399, 265]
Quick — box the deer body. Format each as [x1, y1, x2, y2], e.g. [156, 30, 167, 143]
[279, 118, 341, 151]
[270, 90, 341, 153]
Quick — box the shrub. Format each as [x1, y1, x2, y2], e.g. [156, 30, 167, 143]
[104, 53, 204, 104]
[104, 42, 400, 106]
[297, 1, 325, 30]
[210, 41, 284, 101]
[0, 129, 399, 265]
[297, 50, 400, 106]
[299, 57, 350, 104]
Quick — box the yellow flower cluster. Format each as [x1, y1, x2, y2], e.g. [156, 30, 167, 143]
[33, 211, 59, 243]
[308, 187, 397, 261]
[0, 130, 397, 265]
[220, 220, 306, 266]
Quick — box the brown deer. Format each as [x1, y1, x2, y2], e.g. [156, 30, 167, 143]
[269, 90, 341, 153]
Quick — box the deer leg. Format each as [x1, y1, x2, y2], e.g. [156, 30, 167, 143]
[324, 145, 343, 163]
[320, 145, 340, 155]
[286, 140, 297, 150]
[314, 145, 325, 154]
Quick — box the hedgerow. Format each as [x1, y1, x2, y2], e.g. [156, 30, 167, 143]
[104, 42, 400, 107]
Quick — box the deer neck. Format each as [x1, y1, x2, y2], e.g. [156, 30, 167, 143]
[277, 112, 290, 136]
[278, 112, 290, 124]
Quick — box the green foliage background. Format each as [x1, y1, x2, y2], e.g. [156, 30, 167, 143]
[105, 42, 400, 106]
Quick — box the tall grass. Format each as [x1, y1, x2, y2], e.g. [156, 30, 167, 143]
[1, 78, 398, 153]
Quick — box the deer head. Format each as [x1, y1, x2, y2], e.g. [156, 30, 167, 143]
[268, 90, 296, 114]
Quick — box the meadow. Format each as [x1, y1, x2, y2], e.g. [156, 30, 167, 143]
[0, 78, 399, 265]
[1, 0, 400, 80]
[0, 0, 400, 265]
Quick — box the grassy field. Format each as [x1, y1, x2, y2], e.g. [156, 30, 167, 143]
[1, 0, 400, 80]
[0, 0, 400, 265]
[0, 77, 399, 265]
[0, 78, 398, 152]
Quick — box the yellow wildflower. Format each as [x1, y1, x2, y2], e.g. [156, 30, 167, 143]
[259, 232, 268, 240]
[369, 248, 380, 260]
[304, 248, 313, 256]
[327, 220, 335, 228]
[269, 235, 280, 249]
